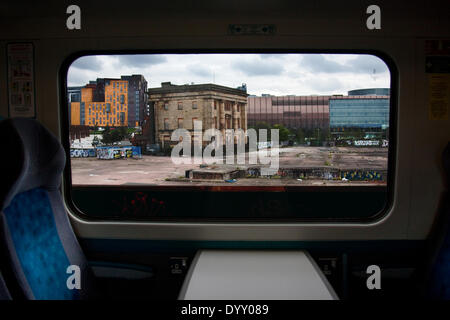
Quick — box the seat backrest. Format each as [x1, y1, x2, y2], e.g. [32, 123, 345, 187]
[0, 272, 11, 300]
[425, 142, 450, 299]
[0, 118, 95, 299]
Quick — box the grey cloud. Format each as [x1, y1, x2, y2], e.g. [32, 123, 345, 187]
[186, 64, 211, 78]
[300, 55, 347, 73]
[259, 53, 288, 60]
[347, 55, 389, 74]
[232, 59, 284, 76]
[300, 54, 389, 75]
[117, 55, 167, 68]
[304, 77, 343, 93]
[71, 56, 103, 71]
[67, 68, 91, 86]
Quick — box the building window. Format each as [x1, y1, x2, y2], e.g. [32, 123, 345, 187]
[192, 102, 197, 109]
[164, 102, 169, 110]
[178, 118, 184, 128]
[237, 105, 240, 112]
[178, 102, 183, 110]
[226, 115, 231, 129]
[225, 102, 231, 111]
[164, 118, 169, 130]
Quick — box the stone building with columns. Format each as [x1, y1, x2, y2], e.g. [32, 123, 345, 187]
[148, 82, 248, 147]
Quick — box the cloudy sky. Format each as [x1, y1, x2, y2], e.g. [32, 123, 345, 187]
[68, 53, 390, 96]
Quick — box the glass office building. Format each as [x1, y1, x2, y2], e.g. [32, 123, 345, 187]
[247, 95, 331, 130]
[348, 88, 390, 96]
[248, 89, 390, 132]
[329, 95, 389, 130]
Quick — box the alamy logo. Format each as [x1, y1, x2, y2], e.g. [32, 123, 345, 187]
[66, 5, 81, 30]
[66, 265, 81, 290]
[170, 121, 279, 176]
[366, 5, 381, 30]
[366, 265, 381, 290]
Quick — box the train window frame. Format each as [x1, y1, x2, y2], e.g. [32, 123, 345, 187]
[59, 49, 398, 224]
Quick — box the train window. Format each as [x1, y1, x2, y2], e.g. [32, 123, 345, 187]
[62, 52, 395, 221]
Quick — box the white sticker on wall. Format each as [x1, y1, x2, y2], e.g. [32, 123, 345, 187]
[7, 43, 36, 118]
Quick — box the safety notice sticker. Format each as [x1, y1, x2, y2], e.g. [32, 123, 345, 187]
[425, 40, 450, 120]
[7, 43, 36, 118]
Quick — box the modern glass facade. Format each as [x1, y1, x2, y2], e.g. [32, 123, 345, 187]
[247, 95, 330, 130]
[348, 88, 390, 96]
[248, 92, 390, 132]
[329, 96, 389, 130]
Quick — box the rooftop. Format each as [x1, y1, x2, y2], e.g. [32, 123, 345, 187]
[148, 82, 248, 97]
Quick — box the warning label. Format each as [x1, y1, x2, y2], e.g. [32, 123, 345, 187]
[428, 74, 449, 120]
[426, 40, 450, 120]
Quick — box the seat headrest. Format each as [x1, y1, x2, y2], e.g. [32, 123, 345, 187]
[0, 118, 66, 211]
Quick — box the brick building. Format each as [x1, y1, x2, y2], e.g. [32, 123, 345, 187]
[148, 82, 248, 147]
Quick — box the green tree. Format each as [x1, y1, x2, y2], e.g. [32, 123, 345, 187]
[119, 126, 130, 140]
[272, 124, 290, 142]
[318, 128, 330, 144]
[101, 125, 132, 145]
[91, 123, 99, 134]
[296, 128, 305, 144]
[249, 122, 272, 140]
[101, 125, 113, 145]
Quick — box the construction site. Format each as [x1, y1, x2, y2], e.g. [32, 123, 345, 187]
[70, 145, 388, 186]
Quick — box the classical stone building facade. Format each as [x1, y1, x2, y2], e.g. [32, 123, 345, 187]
[148, 82, 248, 147]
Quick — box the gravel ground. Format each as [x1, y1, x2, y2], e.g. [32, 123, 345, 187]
[70, 146, 388, 186]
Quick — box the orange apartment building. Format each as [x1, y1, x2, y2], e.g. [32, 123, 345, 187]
[69, 79, 128, 127]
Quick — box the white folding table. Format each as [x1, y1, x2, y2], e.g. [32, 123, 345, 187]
[178, 250, 339, 300]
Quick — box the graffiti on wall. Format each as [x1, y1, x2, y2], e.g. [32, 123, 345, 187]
[353, 140, 389, 147]
[247, 167, 261, 177]
[71, 146, 142, 159]
[96, 147, 137, 159]
[96, 148, 115, 160]
[354, 140, 380, 146]
[70, 148, 96, 158]
[246, 166, 385, 181]
[340, 170, 383, 181]
[131, 146, 142, 157]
